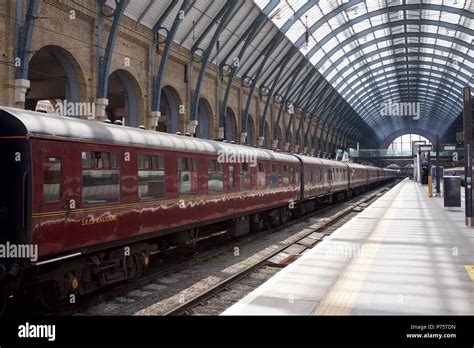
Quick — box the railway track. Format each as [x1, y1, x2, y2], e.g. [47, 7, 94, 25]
[164, 183, 394, 316]
[4, 182, 395, 317]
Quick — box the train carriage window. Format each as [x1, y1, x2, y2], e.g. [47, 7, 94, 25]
[82, 151, 120, 205]
[82, 151, 91, 168]
[208, 160, 224, 194]
[240, 163, 251, 191]
[257, 163, 266, 190]
[42, 157, 62, 202]
[111, 153, 119, 168]
[270, 163, 279, 188]
[282, 165, 289, 187]
[138, 154, 165, 200]
[291, 165, 299, 185]
[178, 157, 198, 196]
[98, 152, 109, 168]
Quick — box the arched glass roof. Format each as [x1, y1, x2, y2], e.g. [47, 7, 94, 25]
[108, 0, 380, 147]
[109, 0, 473, 147]
[255, 0, 474, 140]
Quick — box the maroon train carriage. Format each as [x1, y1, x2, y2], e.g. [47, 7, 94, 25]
[294, 156, 350, 213]
[0, 107, 300, 304]
[295, 157, 395, 215]
[383, 167, 397, 181]
[0, 106, 395, 307]
[347, 162, 370, 191]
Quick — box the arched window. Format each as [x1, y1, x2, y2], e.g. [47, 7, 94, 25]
[387, 134, 431, 155]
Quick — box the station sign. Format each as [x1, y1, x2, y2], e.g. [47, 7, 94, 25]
[443, 144, 457, 151]
[419, 145, 433, 152]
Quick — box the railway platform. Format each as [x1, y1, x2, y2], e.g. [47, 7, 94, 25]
[223, 179, 474, 315]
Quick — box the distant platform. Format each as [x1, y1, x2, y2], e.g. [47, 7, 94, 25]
[223, 179, 474, 315]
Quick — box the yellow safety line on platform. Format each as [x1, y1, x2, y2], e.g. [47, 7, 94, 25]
[464, 266, 474, 281]
[312, 181, 404, 315]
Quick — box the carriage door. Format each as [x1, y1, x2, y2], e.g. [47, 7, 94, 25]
[36, 141, 67, 252]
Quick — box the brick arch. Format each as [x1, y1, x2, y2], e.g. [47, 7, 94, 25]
[195, 97, 214, 139]
[247, 115, 256, 146]
[225, 106, 238, 142]
[161, 85, 183, 133]
[277, 126, 283, 150]
[264, 121, 271, 149]
[107, 69, 144, 127]
[27, 45, 87, 111]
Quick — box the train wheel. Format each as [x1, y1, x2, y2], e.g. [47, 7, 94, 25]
[37, 282, 64, 312]
[127, 253, 144, 283]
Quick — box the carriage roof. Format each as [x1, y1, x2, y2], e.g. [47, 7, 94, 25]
[0, 107, 298, 163]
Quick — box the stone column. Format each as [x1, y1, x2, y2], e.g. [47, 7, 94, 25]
[217, 127, 224, 140]
[150, 111, 161, 130]
[240, 132, 247, 144]
[272, 139, 278, 150]
[188, 119, 198, 134]
[14, 79, 30, 104]
[95, 98, 109, 122]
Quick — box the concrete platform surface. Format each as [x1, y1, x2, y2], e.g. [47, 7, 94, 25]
[222, 179, 474, 315]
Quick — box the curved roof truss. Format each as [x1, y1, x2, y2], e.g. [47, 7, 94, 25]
[255, 0, 474, 140]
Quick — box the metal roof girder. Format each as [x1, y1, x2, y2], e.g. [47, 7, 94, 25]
[301, 8, 474, 60]
[97, 0, 129, 98]
[240, 31, 286, 134]
[15, 0, 40, 79]
[219, 13, 268, 129]
[190, 0, 239, 120]
[152, 0, 191, 112]
[259, 49, 302, 137]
